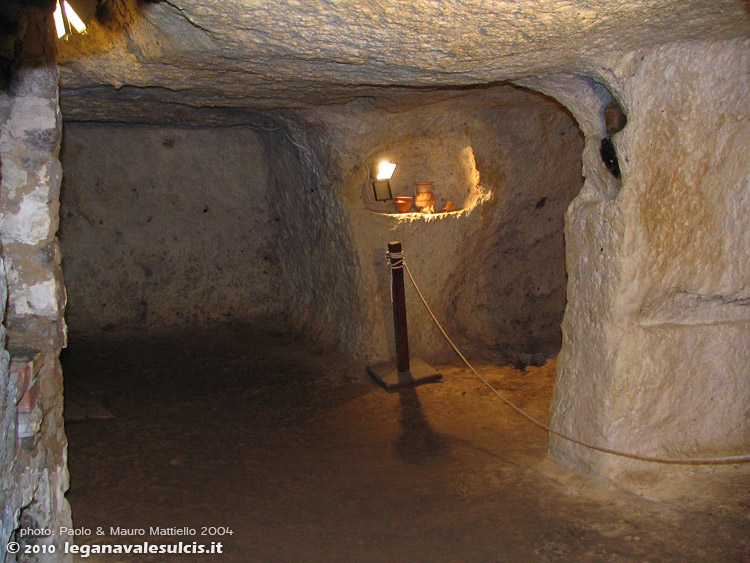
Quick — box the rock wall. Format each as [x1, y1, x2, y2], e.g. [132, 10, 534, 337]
[59, 117, 360, 350]
[255, 117, 360, 352]
[531, 38, 750, 477]
[59, 87, 583, 367]
[0, 2, 72, 560]
[60, 124, 284, 334]
[306, 86, 584, 364]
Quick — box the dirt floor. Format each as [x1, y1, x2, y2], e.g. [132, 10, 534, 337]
[62, 324, 750, 562]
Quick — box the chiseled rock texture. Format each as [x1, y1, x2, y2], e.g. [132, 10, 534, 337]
[513, 40, 750, 477]
[544, 39, 750, 478]
[49, 0, 750, 479]
[58, 86, 582, 366]
[301, 87, 583, 365]
[58, 118, 360, 353]
[57, 0, 748, 121]
[60, 124, 282, 333]
[0, 2, 72, 561]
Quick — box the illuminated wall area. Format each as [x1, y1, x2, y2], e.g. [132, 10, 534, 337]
[58, 87, 584, 368]
[321, 88, 584, 364]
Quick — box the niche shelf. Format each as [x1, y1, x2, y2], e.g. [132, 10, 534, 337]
[359, 137, 485, 219]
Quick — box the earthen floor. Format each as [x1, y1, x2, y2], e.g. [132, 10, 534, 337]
[63, 325, 750, 562]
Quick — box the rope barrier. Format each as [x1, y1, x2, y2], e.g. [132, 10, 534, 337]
[401, 257, 750, 465]
[386, 250, 404, 270]
[386, 250, 405, 303]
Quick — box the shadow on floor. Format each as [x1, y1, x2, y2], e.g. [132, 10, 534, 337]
[396, 387, 449, 464]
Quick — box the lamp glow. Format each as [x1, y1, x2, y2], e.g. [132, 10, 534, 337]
[376, 161, 397, 180]
[65, 2, 87, 33]
[54, 1, 66, 38]
[54, 1, 87, 38]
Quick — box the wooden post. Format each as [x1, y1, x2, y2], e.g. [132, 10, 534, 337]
[388, 241, 410, 374]
[365, 241, 442, 392]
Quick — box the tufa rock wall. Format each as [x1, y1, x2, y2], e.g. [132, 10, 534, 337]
[59, 117, 361, 349]
[59, 87, 583, 367]
[256, 116, 360, 352]
[305, 86, 584, 364]
[0, 2, 72, 561]
[525, 38, 750, 477]
[60, 124, 283, 334]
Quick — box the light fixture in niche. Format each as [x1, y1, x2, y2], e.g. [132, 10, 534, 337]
[372, 161, 396, 201]
[358, 137, 486, 218]
[376, 161, 396, 180]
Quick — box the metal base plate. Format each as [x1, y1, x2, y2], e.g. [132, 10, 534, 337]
[366, 357, 443, 393]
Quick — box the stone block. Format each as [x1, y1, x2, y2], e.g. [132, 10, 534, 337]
[9, 66, 60, 99]
[17, 381, 39, 413]
[0, 194, 54, 245]
[6, 97, 58, 143]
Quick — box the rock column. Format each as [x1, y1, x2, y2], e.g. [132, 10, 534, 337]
[0, 2, 72, 560]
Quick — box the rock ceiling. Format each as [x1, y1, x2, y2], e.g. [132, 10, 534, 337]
[58, 0, 750, 122]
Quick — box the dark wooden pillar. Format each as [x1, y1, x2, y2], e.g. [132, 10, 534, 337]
[388, 241, 410, 374]
[366, 241, 441, 392]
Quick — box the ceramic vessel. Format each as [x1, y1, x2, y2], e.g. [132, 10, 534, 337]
[414, 182, 436, 209]
[395, 196, 413, 213]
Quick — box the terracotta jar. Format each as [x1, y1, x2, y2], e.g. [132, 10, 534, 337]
[414, 182, 435, 210]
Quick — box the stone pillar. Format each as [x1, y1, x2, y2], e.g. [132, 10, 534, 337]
[0, 1, 72, 560]
[523, 38, 750, 479]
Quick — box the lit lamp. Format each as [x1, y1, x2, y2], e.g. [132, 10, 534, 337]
[54, 0, 88, 38]
[372, 161, 396, 201]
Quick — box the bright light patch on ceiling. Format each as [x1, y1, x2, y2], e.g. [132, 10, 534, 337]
[376, 161, 397, 180]
[53, 2, 66, 38]
[54, 1, 87, 38]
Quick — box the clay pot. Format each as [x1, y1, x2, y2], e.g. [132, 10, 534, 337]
[604, 99, 627, 134]
[414, 182, 436, 210]
[395, 196, 413, 213]
[414, 192, 436, 209]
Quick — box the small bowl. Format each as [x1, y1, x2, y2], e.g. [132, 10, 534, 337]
[395, 196, 413, 213]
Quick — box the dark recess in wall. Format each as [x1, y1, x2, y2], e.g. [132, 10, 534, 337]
[600, 137, 621, 179]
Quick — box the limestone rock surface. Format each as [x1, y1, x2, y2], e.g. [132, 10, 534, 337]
[547, 38, 750, 476]
[300, 86, 583, 364]
[58, 0, 750, 122]
[49, 0, 750, 479]
[59, 124, 282, 333]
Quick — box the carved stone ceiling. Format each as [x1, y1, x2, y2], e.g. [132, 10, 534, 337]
[57, 0, 750, 122]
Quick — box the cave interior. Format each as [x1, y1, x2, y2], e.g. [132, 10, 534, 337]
[0, 0, 748, 560]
